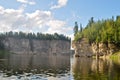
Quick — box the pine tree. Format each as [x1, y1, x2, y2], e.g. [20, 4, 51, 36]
[74, 22, 78, 36]
[80, 23, 83, 32]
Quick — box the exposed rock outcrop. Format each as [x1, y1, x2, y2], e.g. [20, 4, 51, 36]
[92, 42, 119, 56]
[72, 38, 93, 57]
[72, 38, 120, 57]
[2, 37, 71, 54]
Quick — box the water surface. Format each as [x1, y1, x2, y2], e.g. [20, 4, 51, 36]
[71, 57, 120, 80]
[0, 53, 70, 80]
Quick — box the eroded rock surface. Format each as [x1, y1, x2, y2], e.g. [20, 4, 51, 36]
[3, 37, 71, 54]
[72, 38, 120, 57]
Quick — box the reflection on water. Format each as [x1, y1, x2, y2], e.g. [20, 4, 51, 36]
[72, 57, 120, 80]
[0, 53, 70, 80]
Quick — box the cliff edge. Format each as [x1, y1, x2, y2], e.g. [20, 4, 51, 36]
[72, 38, 120, 57]
[72, 38, 93, 57]
[2, 37, 71, 54]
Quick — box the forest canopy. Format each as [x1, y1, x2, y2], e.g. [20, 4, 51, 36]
[74, 16, 120, 44]
[0, 31, 71, 41]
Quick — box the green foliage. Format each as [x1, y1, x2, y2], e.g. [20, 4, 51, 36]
[110, 52, 120, 60]
[74, 32, 83, 41]
[73, 22, 78, 36]
[80, 24, 83, 32]
[74, 16, 120, 44]
[0, 32, 71, 42]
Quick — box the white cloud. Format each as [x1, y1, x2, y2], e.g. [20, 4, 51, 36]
[17, 0, 27, 3]
[0, 6, 24, 32]
[50, 0, 68, 9]
[46, 20, 72, 36]
[17, 0, 36, 5]
[0, 6, 72, 38]
[47, 20, 66, 30]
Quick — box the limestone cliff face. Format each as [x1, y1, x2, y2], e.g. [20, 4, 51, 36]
[72, 38, 120, 57]
[72, 38, 93, 57]
[3, 37, 71, 54]
[92, 42, 119, 56]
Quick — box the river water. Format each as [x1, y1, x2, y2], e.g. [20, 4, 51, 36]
[0, 53, 120, 80]
[71, 56, 120, 80]
[0, 53, 70, 80]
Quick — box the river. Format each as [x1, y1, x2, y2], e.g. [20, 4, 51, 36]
[0, 53, 120, 80]
[0, 53, 70, 80]
[71, 56, 120, 80]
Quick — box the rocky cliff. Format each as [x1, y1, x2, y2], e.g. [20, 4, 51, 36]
[2, 37, 71, 54]
[92, 42, 119, 56]
[72, 38, 120, 57]
[72, 38, 93, 57]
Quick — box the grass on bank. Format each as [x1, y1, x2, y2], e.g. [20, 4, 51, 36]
[110, 52, 120, 62]
[91, 51, 120, 59]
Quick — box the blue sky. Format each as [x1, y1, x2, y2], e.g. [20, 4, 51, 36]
[0, 0, 120, 39]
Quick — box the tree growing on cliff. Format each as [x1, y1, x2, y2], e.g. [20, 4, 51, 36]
[74, 16, 120, 45]
[73, 22, 78, 36]
[80, 24, 83, 32]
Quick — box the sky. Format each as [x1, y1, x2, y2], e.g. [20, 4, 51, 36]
[0, 0, 120, 39]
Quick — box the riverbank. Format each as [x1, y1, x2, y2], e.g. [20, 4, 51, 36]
[110, 51, 120, 60]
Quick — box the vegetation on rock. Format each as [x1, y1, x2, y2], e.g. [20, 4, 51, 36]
[74, 16, 120, 47]
[0, 31, 71, 43]
[0, 31, 71, 58]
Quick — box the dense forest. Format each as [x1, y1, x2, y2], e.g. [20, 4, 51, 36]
[0, 31, 70, 41]
[74, 16, 120, 45]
